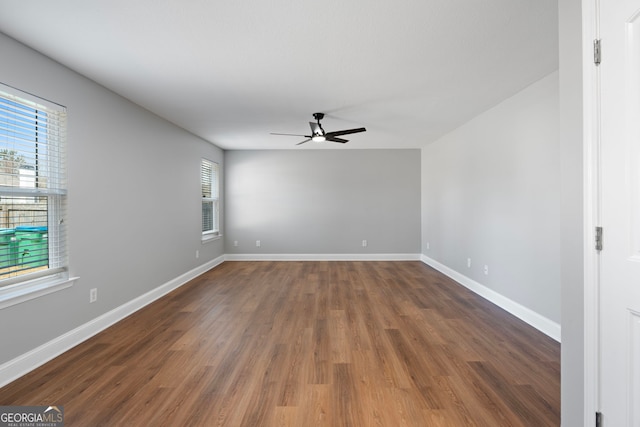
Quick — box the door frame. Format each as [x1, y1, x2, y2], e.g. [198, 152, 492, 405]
[583, 0, 600, 422]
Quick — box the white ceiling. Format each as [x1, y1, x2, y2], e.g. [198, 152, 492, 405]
[0, 0, 558, 150]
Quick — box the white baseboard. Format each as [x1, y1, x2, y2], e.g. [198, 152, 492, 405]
[420, 255, 561, 342]
[224, 253, 422, 261]
[1, 253, 559, 388]
[0, 255, 225, 388]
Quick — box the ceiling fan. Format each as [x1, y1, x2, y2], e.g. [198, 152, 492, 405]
[271, 113, 366, 145]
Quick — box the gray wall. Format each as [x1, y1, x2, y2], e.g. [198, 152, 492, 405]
[559, 0, 585, 424]
[224, 149, 421, 255]
[421, 72, 561, 324]
[0, 33, 224, 364]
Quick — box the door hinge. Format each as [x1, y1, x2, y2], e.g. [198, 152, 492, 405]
[596, 411, 602, 427]
[595, 226, 603, 251]
[594, 39, 601, 65]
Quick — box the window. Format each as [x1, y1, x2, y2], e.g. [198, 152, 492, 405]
[201, 158, 219, 238]
[0, 84, 67, 289]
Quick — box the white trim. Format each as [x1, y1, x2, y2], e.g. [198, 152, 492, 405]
[0, 252, 561, 390]
[201, 233, 222, 244]
[420, 254, 561, 342]
[0, 274, 77, 310]
[0, 255, 224, 388]
[224, 253, 422, 261]
[0, 81, 66, 111]
[583, 0, 600, 420]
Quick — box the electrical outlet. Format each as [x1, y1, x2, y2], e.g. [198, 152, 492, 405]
[256, 240, 261, 247]
[362, 240, 367, 247]
[467, 258, 471, 268]
[484, 265, 489, 275]
[89, 288, 97, 303]
[427, 242, 430, 250]
[196, 250, 199, 259]
[234, 240, 238, 247]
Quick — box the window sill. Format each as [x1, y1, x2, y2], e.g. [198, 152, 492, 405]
[0, 274, 78, 310]
[202, 233, 222, 244]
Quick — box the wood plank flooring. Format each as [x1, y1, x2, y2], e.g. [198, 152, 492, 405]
[0, 261, 560, 426]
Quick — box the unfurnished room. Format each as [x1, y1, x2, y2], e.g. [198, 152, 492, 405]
[0, 0, 636, 426]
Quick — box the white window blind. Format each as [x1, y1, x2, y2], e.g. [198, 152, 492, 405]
[201, 159, 219, 235]
[0, 84, 67, 286]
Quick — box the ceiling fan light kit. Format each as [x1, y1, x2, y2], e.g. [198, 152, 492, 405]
[271, 112, 366, 146]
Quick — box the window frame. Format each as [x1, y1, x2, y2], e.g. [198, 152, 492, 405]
[201, 158, 220, 241]
[0, 83, 75, 309]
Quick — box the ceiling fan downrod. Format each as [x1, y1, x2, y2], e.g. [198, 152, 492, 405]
[312, 112, 325, 135]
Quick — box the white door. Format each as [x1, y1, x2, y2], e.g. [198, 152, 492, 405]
[599, 0, 640, 425]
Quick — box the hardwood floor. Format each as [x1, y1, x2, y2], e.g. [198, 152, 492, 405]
[0, 261, 560, 426]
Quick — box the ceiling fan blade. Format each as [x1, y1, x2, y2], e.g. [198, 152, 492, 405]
[325, 127, 366, 138]
[271, 132, 312, 137]
[326, 137, 348, 143]
[295, 138, 312, 145]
